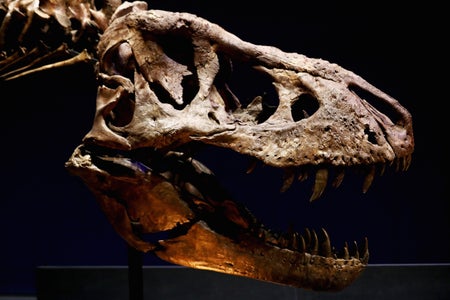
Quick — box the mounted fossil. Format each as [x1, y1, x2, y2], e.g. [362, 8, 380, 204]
[1, 0, 414, 292]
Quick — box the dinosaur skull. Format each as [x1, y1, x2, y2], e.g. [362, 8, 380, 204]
[66, 1, 414, 291]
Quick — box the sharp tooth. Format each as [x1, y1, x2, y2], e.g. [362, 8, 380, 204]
[280, 168, 295, 193]
[320, 228, 332, 257]
[246, 158, 258, 174]
[362, 237, 370, 263]
[297, 168, 308, 182]
[279, 235, 289, 248]
[311, 230, 319, 255]
[402, 155, 412, 171]
[332, 169, 345, 188]
[395, 158, 401, 172]
[379, 164, 386, 176]
[304, 228, 311, 247]
[353, 241, 360, 259]
[362, 165, 376, 193]
[292, 232, 302, 250]
[310, 168, 328, 202]
[184, 182, 204, 200]
[343, 242, 350, 259]
[299, 235, 306, 252]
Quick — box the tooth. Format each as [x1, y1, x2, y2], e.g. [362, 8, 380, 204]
[246, 158, 258, 174]
[310, 168, 328, 201]
[395, 158, 401, 172]
[304, 228, 311, 247]
[299, 235, 306, 252]
[279, 235, 289, 248]
[289, 232, 298, 250]
[353, 241, 360, 259]
[403, 155, 412, 171]
[297, 168, 308, 182]
[280, 168, 295, 193]
[184, 182, 204, 200]
[362, 237, 370, 263]
[311, 230, 319, 255]
[320, 228, 332, 257]
[362, 165, 376, 193]
[379, 164, 386, 176]
[332, 169, 345, 188]
[343, 242, 349, 259]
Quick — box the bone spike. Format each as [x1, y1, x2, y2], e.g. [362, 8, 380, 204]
[353, 241, 360, 259]
[280, 168, 295, 193]
[311, 230, 319, 255]
[362, 165, 376, 194]
[310, 168, 328, 202]
[332, 169, 345, 188]
[343, 242, 350, 260]
[320, 228, 332, 257]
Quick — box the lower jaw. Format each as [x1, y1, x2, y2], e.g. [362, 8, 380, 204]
[155, 220, 367, 291]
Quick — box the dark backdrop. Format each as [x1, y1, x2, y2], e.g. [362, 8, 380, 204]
[1, 0, 448, 295]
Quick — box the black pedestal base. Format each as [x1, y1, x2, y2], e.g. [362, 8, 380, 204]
[36, 264, 450, 300]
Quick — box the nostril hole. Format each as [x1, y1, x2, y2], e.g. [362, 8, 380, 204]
[291, 93, 319, 121]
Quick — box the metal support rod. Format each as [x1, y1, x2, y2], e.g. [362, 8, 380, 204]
[128, 244, 144, 300]
[128, 226, 144, 300]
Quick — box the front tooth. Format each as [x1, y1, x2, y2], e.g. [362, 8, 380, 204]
[310, 168, 328, 201]
[280, 168, 295, 192]
[362, 165, 376, 193]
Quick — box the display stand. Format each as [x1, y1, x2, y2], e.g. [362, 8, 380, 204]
[128, 244, 144, 300]
[128, 225, 144, 300]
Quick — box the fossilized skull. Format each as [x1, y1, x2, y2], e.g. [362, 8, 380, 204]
[66, 1, 414, 292]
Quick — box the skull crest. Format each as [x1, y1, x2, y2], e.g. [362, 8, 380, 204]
[66, 1, 414, 291]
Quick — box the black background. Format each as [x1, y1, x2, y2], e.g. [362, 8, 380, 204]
[1, 0, 448, 295]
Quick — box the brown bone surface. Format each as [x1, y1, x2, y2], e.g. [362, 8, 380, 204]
[62, 1, 414, 292]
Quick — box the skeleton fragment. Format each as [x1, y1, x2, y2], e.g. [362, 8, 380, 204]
[2, 0, 415, 292]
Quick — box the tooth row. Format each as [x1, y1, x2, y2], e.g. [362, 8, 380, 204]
[245, 154, 413, 201]
[254, 227, 368, 262]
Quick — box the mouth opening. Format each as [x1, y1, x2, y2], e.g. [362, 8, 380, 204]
[76, 142, 369, 263]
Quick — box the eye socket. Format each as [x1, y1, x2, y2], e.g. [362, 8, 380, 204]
[101, 42, 136, 78]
